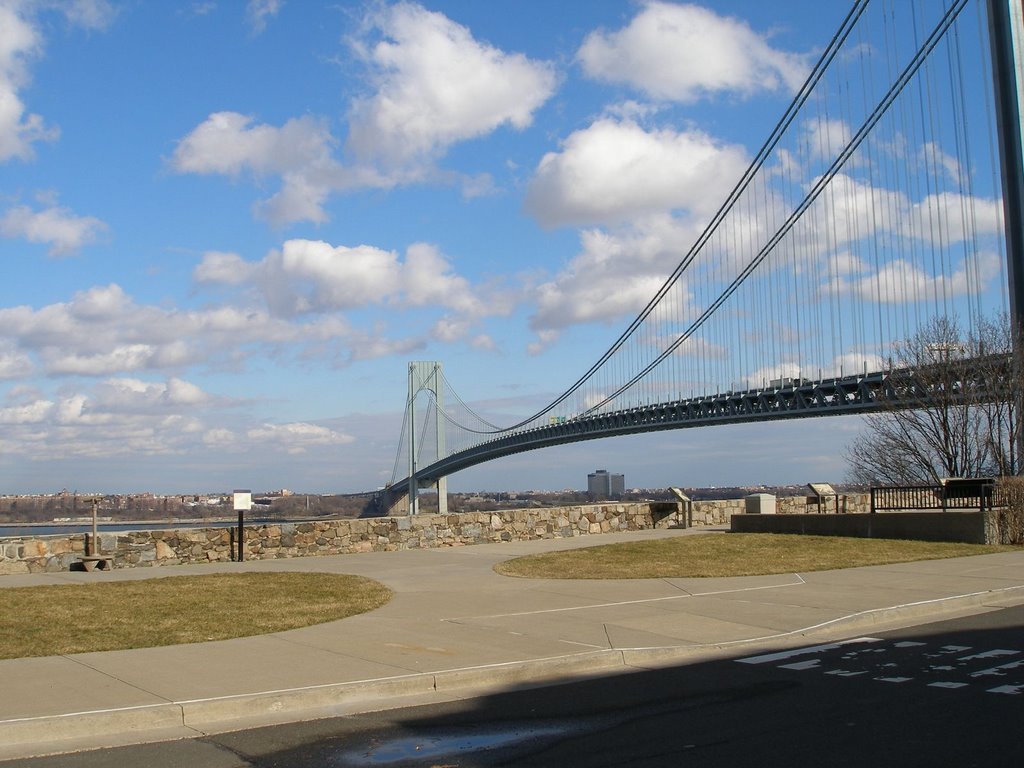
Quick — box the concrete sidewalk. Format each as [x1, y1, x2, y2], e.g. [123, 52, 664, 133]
[2, 527, 1023, 760]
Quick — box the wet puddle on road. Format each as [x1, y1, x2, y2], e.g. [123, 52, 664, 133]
[338, 723, 570, 765]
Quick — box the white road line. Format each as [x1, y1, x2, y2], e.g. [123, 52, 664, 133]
[445, 574, 807, 621]
[557, 639, 605, 649]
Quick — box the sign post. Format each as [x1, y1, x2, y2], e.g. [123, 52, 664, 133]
[807, 483, 839, 514]
[233, 490, 251, 562]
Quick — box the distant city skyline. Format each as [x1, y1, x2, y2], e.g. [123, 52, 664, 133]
[2, 1, 867, 494]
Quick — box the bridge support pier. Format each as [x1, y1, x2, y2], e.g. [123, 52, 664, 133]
[437, 475, 447, 515]
[408, 362, 448, 515]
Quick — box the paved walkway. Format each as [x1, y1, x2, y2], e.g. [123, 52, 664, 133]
[2, 527, 1023, 760]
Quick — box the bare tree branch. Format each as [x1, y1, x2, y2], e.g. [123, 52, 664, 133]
[845, 315, 1022, 485]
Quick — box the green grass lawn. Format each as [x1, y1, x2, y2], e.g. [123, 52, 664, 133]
[493, 533, 1011, 579]
[0, 572, 391, 660]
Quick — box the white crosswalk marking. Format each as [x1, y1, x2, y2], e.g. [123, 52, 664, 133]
[971, 659, 1024, 678]
[779, 660, 822, 671]
[957, 649, 1019, 662]
[987, 684, 1024, 695]
[735, 638, 881, 665]
[735, 640, 1024, 696]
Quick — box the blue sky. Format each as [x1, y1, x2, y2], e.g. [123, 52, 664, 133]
[0, 1, 999, 495]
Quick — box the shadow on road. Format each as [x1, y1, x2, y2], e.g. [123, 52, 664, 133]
[6, 606, 1023, 767]
[227, 605, 1024, 767]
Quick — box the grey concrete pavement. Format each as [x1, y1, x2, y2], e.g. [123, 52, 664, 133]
[2, 527, 1023, 760]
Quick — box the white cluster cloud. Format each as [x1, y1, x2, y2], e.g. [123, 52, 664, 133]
[0, 202, 107, 255]
[195, 238, 501, 341]
[0, 0, 115, 163]
[62, 0, 118, 30]
[347, 2, 557, 169]
[519, 108, 756, 348]
[920, 141, 963, 185]
[577, 1, 808, 102]
[90, 377, 212, 411]
[668, 335, 727, 359]
[172, 2, 556, 225]
[904, 192, 1003, 246]
[797, 154, 1002, 253]
[171, 112, 349, 226]
[0, 394, 51, 424]
[0, 283, 354, 377]
[517, 0, 816, 346]
[0, 3, 114, 259]
[0, 377, 208, 459]
[525, 117, 748, 229]
[744, 351, 885, 388]
[528, 215, 705, 347]
[0, 341, 33, 378]
[824, 251, 1002, 305]
[246, 0, 283, 34]
[247, 422, 354, 454]
[0, 376, 353, 463]
[0, 2, 56, 162]
[803, 118, 853, 161]
[2, 233, 507, 384]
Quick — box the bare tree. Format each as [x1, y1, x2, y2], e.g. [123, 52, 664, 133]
[845, 315, 1022, 485]
[975, 314, 1024, 476]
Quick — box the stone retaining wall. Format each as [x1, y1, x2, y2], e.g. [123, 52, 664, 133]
[0, 502, 680, 575]
[0, 494, 872, 575]
[689, 493, 870, 525]
[732, 510, 1006, 544]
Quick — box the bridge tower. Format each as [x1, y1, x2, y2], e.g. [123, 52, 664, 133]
[407, 361, 447, 516]
[988, 0, 1024, 327]
[988, 0, 1024, 468]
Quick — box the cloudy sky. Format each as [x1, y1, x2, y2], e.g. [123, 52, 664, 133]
[0, 0, 969, 494]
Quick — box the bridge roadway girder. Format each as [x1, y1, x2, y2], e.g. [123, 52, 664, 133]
[387, 358, 1012, 496]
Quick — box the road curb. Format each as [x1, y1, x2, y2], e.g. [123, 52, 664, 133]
[178, 672, 439, 733]
[0, 703, 188, 757]
[431, 649, 627, 694]
[614, 584, 1024, 668]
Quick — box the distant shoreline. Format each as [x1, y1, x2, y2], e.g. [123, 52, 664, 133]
[0, 517, 329, 537]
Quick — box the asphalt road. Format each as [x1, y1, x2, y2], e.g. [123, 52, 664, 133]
[8, 604, 1023, 768]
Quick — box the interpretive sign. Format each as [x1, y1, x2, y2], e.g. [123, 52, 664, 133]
[807, 483, 839, 514]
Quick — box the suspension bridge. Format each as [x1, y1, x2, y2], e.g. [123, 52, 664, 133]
[385, 0, 1024, 515]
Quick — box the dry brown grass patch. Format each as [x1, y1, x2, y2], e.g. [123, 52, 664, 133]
[0, 572, 391, 660]
[493, 533, 1010, 580]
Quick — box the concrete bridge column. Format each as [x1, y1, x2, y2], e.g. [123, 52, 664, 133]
[408, 361, 448, 515]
